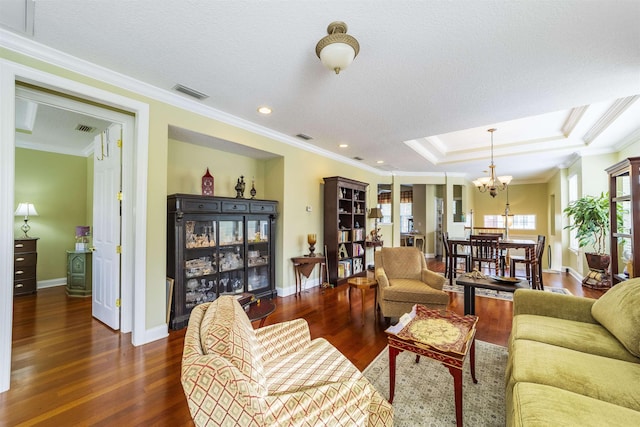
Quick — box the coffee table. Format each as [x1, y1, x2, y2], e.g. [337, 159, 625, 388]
[245, 299, 276, 327]
[455, 275, 529, 315]
[386, 305, 478, 427]
[347, 277, 377, 325]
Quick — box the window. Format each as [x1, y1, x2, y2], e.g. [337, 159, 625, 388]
[483, 215, 536, 230]
[568, 174, 578, 250]
[378, 203, 392, 224]
[400, 202, 413, 233]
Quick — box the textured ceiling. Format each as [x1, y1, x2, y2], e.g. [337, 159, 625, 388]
[2, 0, 639, 182]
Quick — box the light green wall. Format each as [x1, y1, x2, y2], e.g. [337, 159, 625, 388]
[167, 139, 268, 197]
[14, 148, 88, 281]
[546, 167, 566, 273]
[472, 183, 548, 267]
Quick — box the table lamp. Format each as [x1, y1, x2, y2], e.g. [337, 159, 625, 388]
[15, 202, 39, 238]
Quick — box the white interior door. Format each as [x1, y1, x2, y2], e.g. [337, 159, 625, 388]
[92, 123, 122, 329]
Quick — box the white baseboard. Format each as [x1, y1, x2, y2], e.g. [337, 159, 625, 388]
[37, 278, 66, 289]
[563, 266, 583, 283]
[278, 278, 320, 297]
[143, 323, 169, 345]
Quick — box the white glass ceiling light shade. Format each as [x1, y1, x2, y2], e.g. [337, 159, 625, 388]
[15, 202, 39, 238]
[315, 21, 360, 74]
[474, 129, 512, 198]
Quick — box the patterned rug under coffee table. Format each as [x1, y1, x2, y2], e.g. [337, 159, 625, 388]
[443, 282, 571, 301]
[363, 340, 507, 426]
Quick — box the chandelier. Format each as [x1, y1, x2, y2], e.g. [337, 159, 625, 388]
[473, 128, 512, 197]
[315, 21, 360, 74]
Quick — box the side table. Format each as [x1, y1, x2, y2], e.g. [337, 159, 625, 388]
[347, 277, 377, 325]
[245, 299, 276, 328]
[291, 255, 326, 295]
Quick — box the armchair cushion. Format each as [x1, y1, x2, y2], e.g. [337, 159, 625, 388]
[592, 278, 640, 357]
[379, 247, 423, 279]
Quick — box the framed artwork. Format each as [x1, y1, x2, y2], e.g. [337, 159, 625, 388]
[166, 277, 175, 324]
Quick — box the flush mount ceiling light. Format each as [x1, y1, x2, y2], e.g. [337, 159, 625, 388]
[315, 21, 360, 74]
[472, 128, 512, 198]
[257, 106, 272, 115]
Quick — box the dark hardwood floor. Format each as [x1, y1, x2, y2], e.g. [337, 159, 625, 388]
[1, 261, 603, 426]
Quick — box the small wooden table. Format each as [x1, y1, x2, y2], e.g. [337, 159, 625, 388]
[246, 299, 276, 327]
[347, 277, 377, 325]
[386, 306, 478, 427]
[291, 255, 326, 295]
[455, 275, 529, 315]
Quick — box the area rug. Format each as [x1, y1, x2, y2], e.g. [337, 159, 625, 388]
[442, 282, 572, 301]
[363, 341, 507, 426]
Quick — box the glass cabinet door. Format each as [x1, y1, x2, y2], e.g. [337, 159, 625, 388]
[218, 219, 245, 294]
[183, 219, 218, 310]
[247, 218, 270, 292]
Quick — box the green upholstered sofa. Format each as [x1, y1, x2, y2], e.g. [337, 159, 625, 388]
[506, 278, 640, 426]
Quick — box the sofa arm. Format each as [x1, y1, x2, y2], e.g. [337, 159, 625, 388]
[513, 289, 598, 324]
[181, 355, 266, 426]
[256, 318, 311, 362]
[376, 267, 390, 290]
[264, 377, 379, 426]
[422, 268, 445, 290]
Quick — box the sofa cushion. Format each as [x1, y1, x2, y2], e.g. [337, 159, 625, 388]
[380, 247, 423, 280]
[592, 278, 640, 357]
[384, 279, 449, 306]
[510, 314, 640, 363]
[510, 382, 640, 427]
[263, 337, 361, 394]
[508, 339, 640, 411]
[200, 296, 266, 395]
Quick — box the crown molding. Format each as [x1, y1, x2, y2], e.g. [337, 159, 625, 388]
[613, 127, 640, 152]
[561, 105, 589, 137]
[1, 28, 388, 175]
[582, 95, 640, 144]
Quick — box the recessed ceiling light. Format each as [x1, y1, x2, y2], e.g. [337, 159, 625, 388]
[339, 144, 349, 148]
[257, 106, 272, 115]
[377, 160, 384, 164]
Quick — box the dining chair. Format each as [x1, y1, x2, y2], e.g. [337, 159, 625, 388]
[413, 234, 425, 253]
[469, 234, 501, 275]
[442, 232, 470, 285]
[510, 234, 545, 288]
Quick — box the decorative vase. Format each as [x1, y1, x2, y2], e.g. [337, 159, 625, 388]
[202, 168, 214, 196]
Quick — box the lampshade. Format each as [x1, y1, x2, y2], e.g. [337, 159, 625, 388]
[368, 207, 383, 219]
[315, 21, 360, 74]
[15, 202, 38, 217]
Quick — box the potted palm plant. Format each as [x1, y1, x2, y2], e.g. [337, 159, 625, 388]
[563, 192, 615, 287]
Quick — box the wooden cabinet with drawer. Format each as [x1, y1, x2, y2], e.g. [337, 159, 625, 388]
[14, 238, 38, 296]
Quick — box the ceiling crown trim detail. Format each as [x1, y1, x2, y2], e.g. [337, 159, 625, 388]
[582, 96, 639, 144]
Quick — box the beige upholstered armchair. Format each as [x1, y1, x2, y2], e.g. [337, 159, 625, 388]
[181, 296, 393, 427]
[375, 247, 448, 320]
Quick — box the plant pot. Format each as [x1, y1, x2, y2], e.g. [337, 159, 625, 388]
[582, 252, 611, 289]
[585, 252, 611, 272]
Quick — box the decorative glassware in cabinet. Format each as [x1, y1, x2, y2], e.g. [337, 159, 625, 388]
[219, 270, 244, 294]
[247, 267, 269, 291]
[184, 220, 216, 249]
[219, 219, 244, 246]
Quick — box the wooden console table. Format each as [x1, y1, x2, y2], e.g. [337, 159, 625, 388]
[291, 255, 326, 295]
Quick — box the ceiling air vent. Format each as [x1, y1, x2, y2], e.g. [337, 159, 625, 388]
[353, 156, 364, 161]
[173, 84, 209, 100]
[75, 124, 97, 133]
[296, 133, 313, 141]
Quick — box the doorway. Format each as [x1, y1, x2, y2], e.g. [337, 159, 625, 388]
[1, 59, 151, 393]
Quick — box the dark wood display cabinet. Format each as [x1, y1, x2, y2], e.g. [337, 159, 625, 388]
[606, 157, 640, 284]
[323, 176, 368, 286]
[167, 194, 278, 329]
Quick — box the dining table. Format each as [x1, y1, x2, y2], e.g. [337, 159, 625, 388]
[447, 237, 541, 290]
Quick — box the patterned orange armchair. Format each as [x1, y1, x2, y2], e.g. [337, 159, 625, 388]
[181, 295, 393, 426]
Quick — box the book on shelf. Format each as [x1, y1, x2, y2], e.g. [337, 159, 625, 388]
[338, 259, 352, 278]
[352, 228, 365, 241]
[352, 243, 365, 256]
[353, 257, 363, 274]
[338, 230, 350, 243]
